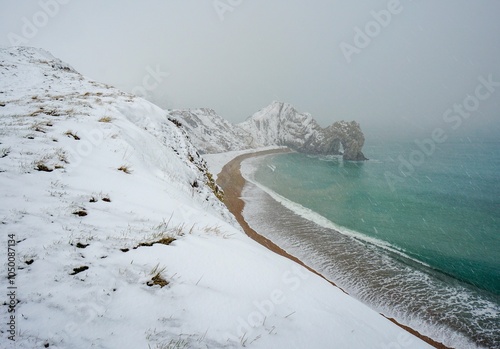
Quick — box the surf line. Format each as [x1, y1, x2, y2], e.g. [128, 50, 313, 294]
[216, 147, 452, 349]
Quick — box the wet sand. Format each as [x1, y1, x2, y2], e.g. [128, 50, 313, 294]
[216, 148, 450, 349]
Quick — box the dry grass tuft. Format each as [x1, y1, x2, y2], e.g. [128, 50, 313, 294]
[72, 210, 87, 217]
[64, 130, 80, 140]
[35, 162, 53, 172]
[98, 116, 113, 123]
[135, 236, 176, 249]
[147, 264, 169, 288]
[118, 165, 132, 174]
[0, 147, 10, 158]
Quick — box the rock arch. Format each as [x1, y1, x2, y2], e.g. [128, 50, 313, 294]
[300, 121, 367, 160]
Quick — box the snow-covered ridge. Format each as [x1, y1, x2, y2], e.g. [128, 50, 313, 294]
[0, 47, 223, 206]
[169, 101, 367, 160]
[167, 108, 249, 154]
[0, 47, 429, 348]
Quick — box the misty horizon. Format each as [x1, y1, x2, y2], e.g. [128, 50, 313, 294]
[1, 0, 499, 140]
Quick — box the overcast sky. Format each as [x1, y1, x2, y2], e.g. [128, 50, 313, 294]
[1, 0, 499, 140]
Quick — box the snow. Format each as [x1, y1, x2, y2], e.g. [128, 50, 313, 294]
[167, 108, 251, 154]
[203, 146, 284, 181]
[168, 101, 324, 155]
[238, 101, 321, 149]
[0, 47, 432, 348]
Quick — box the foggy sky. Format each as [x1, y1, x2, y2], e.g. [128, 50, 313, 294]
[1, 0, 499, 140]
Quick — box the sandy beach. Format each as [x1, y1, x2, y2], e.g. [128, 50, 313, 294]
[216, 148, 450, 349]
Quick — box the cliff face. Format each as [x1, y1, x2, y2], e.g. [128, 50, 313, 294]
[320, 121, 367, 161]
[239, 101, 367, 160]
[167, 108, 249, 154]
[238, 101, 322, 150]
[169, 101, 368, 160]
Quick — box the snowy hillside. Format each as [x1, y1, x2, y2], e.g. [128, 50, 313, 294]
[171, 101, 367, 160]
[167, 108, 250, 154]
[0, 47, 429, 348]
[238, 101, 322, 150]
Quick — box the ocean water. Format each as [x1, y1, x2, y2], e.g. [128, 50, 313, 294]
[241, 139, 500, 349]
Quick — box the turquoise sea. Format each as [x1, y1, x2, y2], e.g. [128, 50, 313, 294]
[241, 138, 500, 349]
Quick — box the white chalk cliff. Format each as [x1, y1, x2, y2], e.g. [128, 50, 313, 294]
[169, 101, 367, 160]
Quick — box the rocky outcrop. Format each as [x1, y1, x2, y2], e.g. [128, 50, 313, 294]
[316, 121, 367, 161]
[238, 101, 321, 150]
[167, 108, 250, 154]
[169, 101, 367, 160]
[334, 121, 367, 161]
[239, 102, 368, 160]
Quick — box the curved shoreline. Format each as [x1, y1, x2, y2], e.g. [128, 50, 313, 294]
[216, 148, 450, 349]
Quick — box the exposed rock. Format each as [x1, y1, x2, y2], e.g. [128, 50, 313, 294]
[167, 108, 250, 154]
[239, 101, 367, 160]
[238, 101, 322, 151]
[322, 121, 367, 161]
[170, 101, 368, 160]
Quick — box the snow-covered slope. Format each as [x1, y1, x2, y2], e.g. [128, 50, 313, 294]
[238, 101, 322, 150]
[167, 108, 250, 154]
[0, 47, 429, 348]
